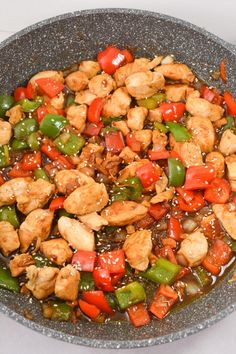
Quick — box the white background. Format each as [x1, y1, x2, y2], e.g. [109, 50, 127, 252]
[0, 1, 235, 353]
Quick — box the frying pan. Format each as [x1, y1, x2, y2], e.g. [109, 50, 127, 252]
[0, 8, 235, 349]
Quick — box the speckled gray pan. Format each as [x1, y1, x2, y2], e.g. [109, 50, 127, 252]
[0, 8, 235, 349]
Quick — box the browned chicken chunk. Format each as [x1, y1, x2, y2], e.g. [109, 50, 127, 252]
[40, 239, 73, 266]
[155, 63, 195, 83]
[65, 70, 89, 91]
[54, 169, 94, 195]
[186, 97, 224, 122]
[213, 203, 236, 240]
[125, 71, 165, 99]
[9, 254, 34, 277]
[0, 221, 20, 256]
[177, 230, 208, 267]
[186, 116, 215, 153]
[66, 104, 87, 132]
[102, 88, 131, 118]
[55, 265, 80, 301]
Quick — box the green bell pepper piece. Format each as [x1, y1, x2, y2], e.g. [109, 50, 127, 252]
[0, 145, 10, 167]
[100, 126, 119, 136]
[79, 272, 95, 291]
[153, 122, 169, 133]
[0, 206, 19, 228]
[105, 293, 118, 309]
[54, 132, 85, 155]
[151, 92, 166, 104]
[137, 92, 166, 109]
[193, 266, 212, 287]
[18, 98, 41, 113]
[222, 116, 236, 132]
[111, 176, 142, 202]
[0, 268, 20, 293]
[115, 281, 146, 310]
[27, 132, 41, 151]
[168, 157, 186, 187]
[166, 122, 191, 142]
[101, 116, 123, 126]
[65, 94, 75, 108]
[14, 118, 38, 141]
[58, 209, 74, 218]
[0, 95, 14, 117]
[11, 139, 29, 151]
[42, 301, 72, 321]
[142, 257, 181, 285]
[40, 114, 67, 138]
[33, 254, 54, 268]
[34, 168, 49, 181]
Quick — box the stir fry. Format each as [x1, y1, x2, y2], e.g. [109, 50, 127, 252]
[0, 46, 236, 327]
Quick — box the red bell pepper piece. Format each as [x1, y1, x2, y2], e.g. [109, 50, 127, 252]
[35, 78, 64, 98]
[14, 87, 27, 101]
[21, 151, 41, 171]
[26, 82, 35, 99]
[204, 178, 231, 204]
[159, 245, 177, 264]
[88, 98, 104, 123]
[41, 143, 61, 160]
[72, 250, 96, 272]
[148, 149, 183, 162]
[202, 239, 232, 275]
[127, 302, 150, 327]
[97, 249, 125, 274]
[78, 299, 101, 320]
[184, 165, 216, 190]
[126, 133, 141, 152]
[83, 122, 104, 137]
[224, 91, 236, 115]
[148, 203, 168, 221]
[159, 102, 185, 122]
[55, 155, 74, 170]
[149, 284, 178, 319]
[49, 196, 66, 211]
[37, 105, 48, 123]
[177, 189, 205, 212]
[82, 291, 113, 314]
[105, 131, 125, 154]
[200, 85, 224, 105]
[7, 163, 33, 178]
[0, 173, 5, 186]
[121, 49, 134, 63]
[220, 59, 227, 83]
[200, 214, 221, 239]
[135, 213, 155, 229]
[167, 217, 182, 241]
[136, 162, 160, 188]
[111, 270, 126, 286]
[97, 46, 125, 75]
[93, 268, 114, 292]
[176, 267, 191, 280]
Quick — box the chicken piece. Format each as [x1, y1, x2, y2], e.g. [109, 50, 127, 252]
[152, 130, 168, 151]
[95, 153, 121, 178]
[88, 73, 116, 98]
[186, 116, 215, 153]
[0, 177, 32, 207]
[55, 265, 80, 301]
[186, 97, 224, 122]
[150, 187, 175, 204]
[102, 87, 131, 118]
[127, 107, 148, 131]
[170, 134, 203, 167]
[114, 58, 151, 87]
[19, 209, 54, 252]
[79, 212, 108, 231]
[40, 239, 73, 266]
[119, 146, 139, 164]
[177, 230, 208, 267]
[148, 108, 162, 122]
[66, 104, 87, 132]
[155, 63, 195, 83]
[206, 151, 225, 178]
[155, 171, 168, 194]
[219, 129, 236, 156]
[101, 201, 148, 226]
[214, 118, 227, 129]
[112, 120, 130, 136]
[30, 70, 64, 87]
[50, 91, 64, 110]
[64, 182, 108, 215]
[134, 130, 152, 150]
[5, 105, 25, 125]
[26, 265, 59, 300]
[77, 143, 104, 175]
[9, 254, 34, 277]
[125, 71, 165, 99]
[117, 159, 150, 181]
[225, 155, 236, 191]
[186, 89, 200, 99]
[54, 169, 94, 195]
[65, 70, 89, 92]
[0, 221, 20, 256]
[213, 203, 236, 240]
[123, 230, 152, 271]
[164, 84, 194, 102]
[16, 178, 55, 215]
[0, 120, 12, 145]
[79, 60, 100, 79]
[75, 89, 97, 105]
[58, 216, 95, 250]
[200, 213, 221, 239]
